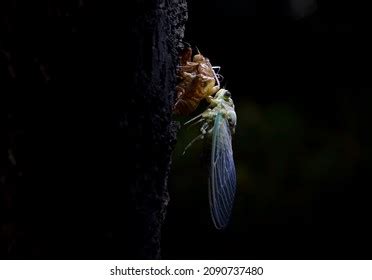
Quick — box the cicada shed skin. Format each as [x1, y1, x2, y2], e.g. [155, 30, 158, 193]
[173, 48, 220, 115]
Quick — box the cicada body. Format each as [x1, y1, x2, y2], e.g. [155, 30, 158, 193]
[184, 89, 237, 229]
[173, 48, 220, 115]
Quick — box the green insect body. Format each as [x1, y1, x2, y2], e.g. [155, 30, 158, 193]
[184, 89, 237, 229]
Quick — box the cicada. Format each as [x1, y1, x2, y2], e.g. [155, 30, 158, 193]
[173, 47, 221, 115]
[184, 89, 237, 229]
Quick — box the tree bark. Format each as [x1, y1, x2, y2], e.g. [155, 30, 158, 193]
[1, 0, 187, 259]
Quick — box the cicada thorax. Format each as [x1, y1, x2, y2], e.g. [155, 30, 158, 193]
[173, 48, 220, 115]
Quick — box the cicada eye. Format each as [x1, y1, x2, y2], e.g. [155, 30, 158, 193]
[224, 91, 231, 98]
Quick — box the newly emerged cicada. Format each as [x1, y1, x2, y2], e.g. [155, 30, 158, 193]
[173, 47, 221, 115]
[184, 89, 237, 229]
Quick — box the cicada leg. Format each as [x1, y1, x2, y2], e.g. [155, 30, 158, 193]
[212, 68, 220, 89]
[212, 66, 221, 73]
[176, 85, 185, 98]
[200, 121, 209, 135]
[178, 63, 199, 73]
[182, 121, 209, 155]
[184, 113, 203, 126]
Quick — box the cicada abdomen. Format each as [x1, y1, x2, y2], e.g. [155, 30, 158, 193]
[173, 48, 220, 115]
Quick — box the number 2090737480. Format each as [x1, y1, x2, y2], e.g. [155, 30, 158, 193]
[202, 266, 264, 276]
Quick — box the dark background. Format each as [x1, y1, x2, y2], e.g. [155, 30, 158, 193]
[162, 0, 372, 259]
[1, 0, 371, 260]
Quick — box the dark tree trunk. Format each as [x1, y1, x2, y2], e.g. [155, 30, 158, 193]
[1, 0, 187, 259]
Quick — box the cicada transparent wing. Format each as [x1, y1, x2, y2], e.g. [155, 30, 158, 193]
[209, 112, 237, 229]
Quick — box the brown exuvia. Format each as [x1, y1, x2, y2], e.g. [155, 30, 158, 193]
[173, 48, 220, 115]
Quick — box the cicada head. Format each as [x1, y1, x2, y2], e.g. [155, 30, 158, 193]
[214, 89, 234, 107]
[212, 89, 236, 134]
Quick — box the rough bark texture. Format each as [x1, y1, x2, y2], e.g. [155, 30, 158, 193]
[125, 0, 187, 259]
[1, 0, 187, 259]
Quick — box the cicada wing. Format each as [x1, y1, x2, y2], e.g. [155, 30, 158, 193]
[209, 113, 237, 229]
